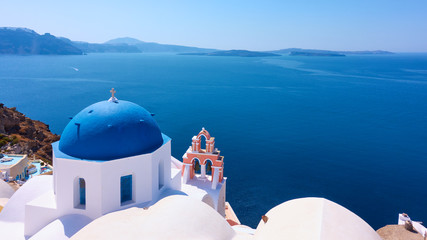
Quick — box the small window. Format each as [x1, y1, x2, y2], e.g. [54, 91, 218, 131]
[158, 163, 164, 190]
[121, 175, 133, 205]
[76, 178, 86, 209]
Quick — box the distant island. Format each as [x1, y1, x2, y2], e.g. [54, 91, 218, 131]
[102, 37, 216, 53]
[179, 50, 280, 57]
[290, 51, 345, 57]
[0, 27, 395, 56]
[0, 28, 216, 55]
[270, 48, 393, 56]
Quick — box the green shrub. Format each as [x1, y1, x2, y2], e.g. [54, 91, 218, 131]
[1, 136, 10, 142]
[11, 137, 20, 145]
[0, 139, 7, 147]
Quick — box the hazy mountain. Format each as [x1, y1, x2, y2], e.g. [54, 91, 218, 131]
[59, 38, 141, 53]
[104, 37, 144, 45]
[105, 37, 216, 53]
[0, 27, 82, 55]
[73, 42, 141, 53]
[0, 27, 394, 55]
[0, 28, 214, 54]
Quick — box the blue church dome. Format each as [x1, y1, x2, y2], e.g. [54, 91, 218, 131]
[59, 99, 163, 160]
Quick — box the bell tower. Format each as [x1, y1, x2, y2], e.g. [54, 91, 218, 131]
[182, 128, 224, 189]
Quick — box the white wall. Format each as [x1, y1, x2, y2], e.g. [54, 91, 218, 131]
[53, 142, 174, 220]
[54, 157, 103, 219]
[217, 180, 226, 217]
[100, 153, 153, 214]
[152, 141, 172, 189]
[24, 140, 180, 237]
[24, 197, 58, 237]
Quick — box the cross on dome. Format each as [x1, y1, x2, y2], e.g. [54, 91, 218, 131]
[108, 88, 118, 103]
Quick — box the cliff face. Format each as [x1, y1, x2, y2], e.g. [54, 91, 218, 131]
[0, 27, 83, 55]
[0, 103, 60, 164]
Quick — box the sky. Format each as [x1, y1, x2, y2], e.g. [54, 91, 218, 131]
[1, 0, 426, 52]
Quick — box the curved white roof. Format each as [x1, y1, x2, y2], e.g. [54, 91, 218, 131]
[0, 179, 15, 208]
[0, 176, 388, 240]
[0, 175, 52, 222]
[254, 197, 382, 240]
[30, 214, 92, 240]
[71, 195, 244, 240]
[0, 180, 14, 199]
[0, 176, 53, 240]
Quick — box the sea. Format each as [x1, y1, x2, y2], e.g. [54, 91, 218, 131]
[1, 53, 426, 229]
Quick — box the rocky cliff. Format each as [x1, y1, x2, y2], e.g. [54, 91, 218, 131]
[0, 103, 59, 164]
[0, 27, 83, 55]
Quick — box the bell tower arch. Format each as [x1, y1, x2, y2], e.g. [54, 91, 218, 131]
[182, 128, 224, 189]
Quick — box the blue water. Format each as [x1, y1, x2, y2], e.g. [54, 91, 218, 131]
[0, 155, 24, 165]
[28, 162, 52, 178]
[1, 53, 427, 229]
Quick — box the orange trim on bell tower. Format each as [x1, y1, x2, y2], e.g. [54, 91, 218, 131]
[182, 128, 224, 187]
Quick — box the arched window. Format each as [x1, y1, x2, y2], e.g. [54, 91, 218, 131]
[199, 135, 207, 152]
[206, 160, 213, 176]
[79, 178, 86, 206]
[193, 159, 201, 174]
[75, 178, 86, 209]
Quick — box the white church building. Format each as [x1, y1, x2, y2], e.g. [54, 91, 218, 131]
[21, 90, 226, 237]
[0, 90, 388, 240]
